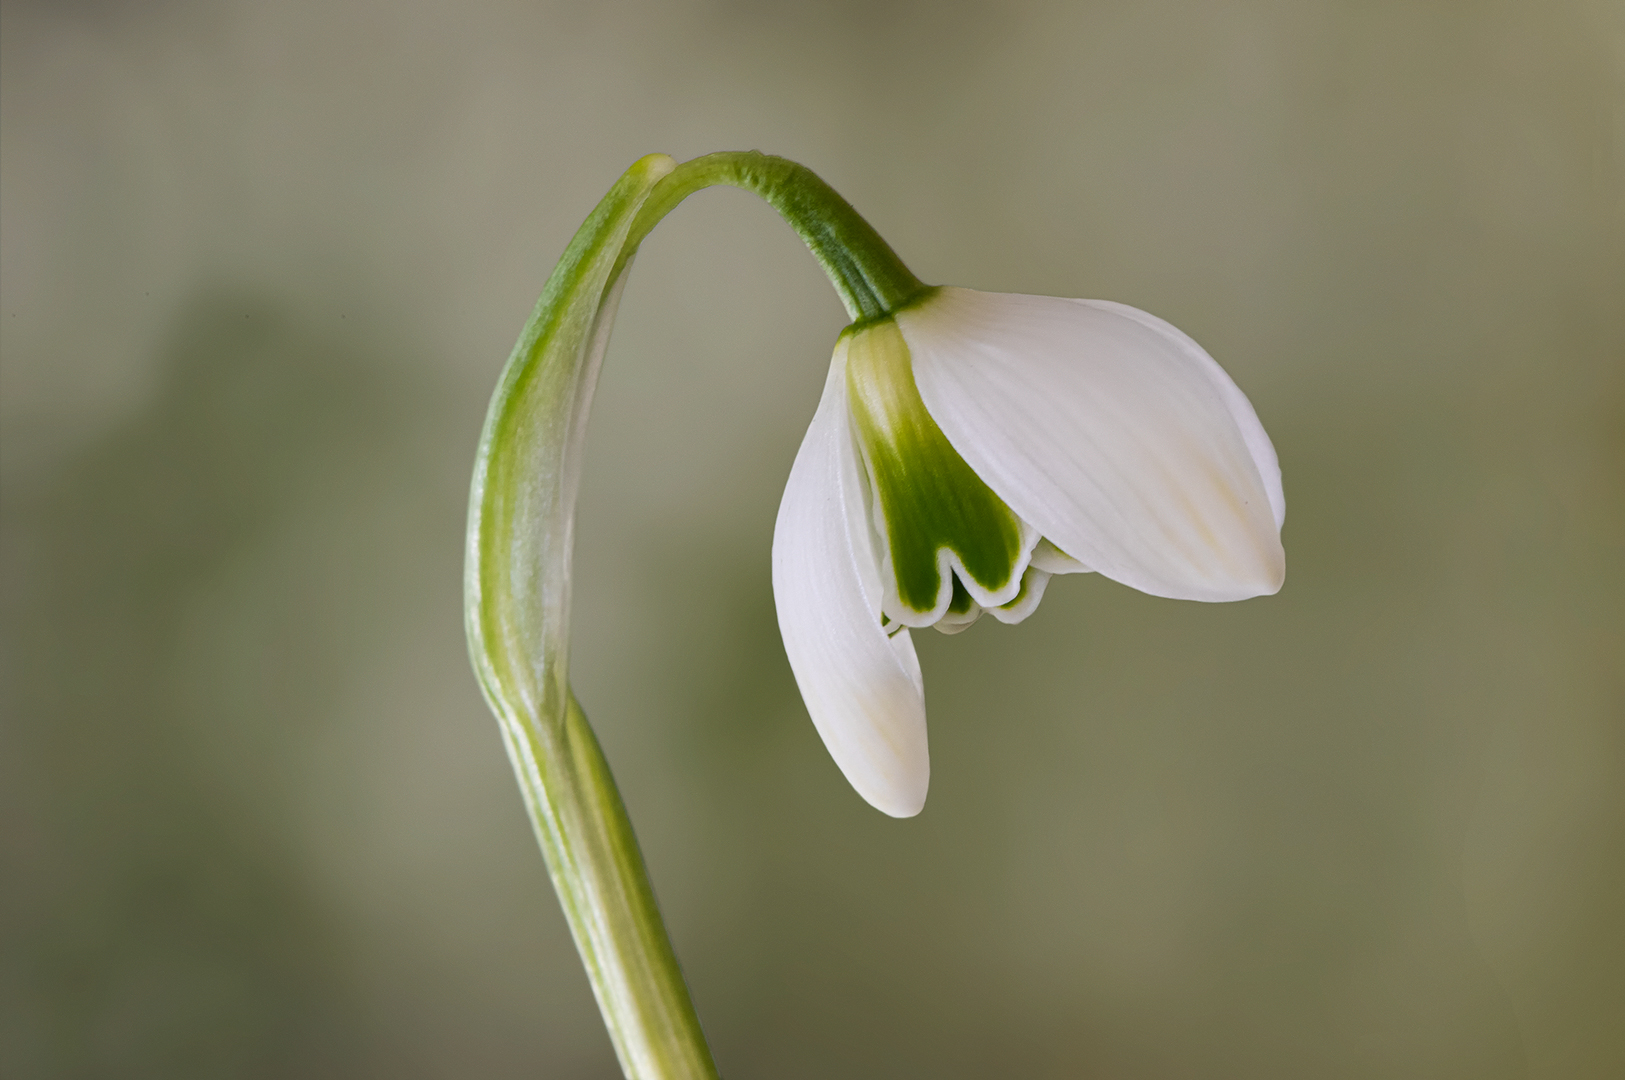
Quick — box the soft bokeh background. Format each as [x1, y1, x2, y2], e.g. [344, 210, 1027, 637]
[3, 1, 1621, 1077]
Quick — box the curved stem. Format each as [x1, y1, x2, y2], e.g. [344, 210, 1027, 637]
[469, 153, 721, 1080]
[466, 152, 926, 1080]
[617, 151, 932, 323]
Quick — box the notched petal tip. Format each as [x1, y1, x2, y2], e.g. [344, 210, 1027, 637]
[844, 319, 1040, 629]
[987, 565, 1052, 625]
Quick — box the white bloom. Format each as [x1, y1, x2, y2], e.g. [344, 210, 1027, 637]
[772, 286, 1285, 817]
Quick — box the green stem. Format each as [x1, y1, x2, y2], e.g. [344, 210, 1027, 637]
[465, 152, 925, 1079]
[617, 151, 932, 323]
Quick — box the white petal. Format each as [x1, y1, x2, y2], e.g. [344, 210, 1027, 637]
[772, 348, 930, 817]
[1093, 299, 1285, 529]
[932, 599, 984, 635]
[987, 566, 1052, 625]
[900, 288, 1284, 602]
[1029, 537, 1091, 576]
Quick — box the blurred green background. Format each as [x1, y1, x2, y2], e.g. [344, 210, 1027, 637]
[2, 1, 1621, 1077]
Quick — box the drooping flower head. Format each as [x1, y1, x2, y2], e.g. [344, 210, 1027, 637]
[774, 287, 1284, 817]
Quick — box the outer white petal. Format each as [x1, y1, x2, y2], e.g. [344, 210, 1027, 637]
[772, 347, 929, 817]
[1094, 299, 1285, 529]
[899, 288, 1284, 602]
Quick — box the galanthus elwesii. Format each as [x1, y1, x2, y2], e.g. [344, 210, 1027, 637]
[773, 285, 1285, 818]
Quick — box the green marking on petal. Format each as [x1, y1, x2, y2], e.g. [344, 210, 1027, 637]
[998, 574, 1030, 611]
[844, 319, 1028, 618]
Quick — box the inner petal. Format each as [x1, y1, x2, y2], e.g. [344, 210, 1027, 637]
[843, 319, 1036, 625]
[933, 575, 984, 635]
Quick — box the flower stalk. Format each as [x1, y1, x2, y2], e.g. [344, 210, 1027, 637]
[465, 152, 932, 1078]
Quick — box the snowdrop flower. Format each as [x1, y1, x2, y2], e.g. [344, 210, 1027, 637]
[773, 286, 1285, 818]
[469, 151, 1287, 1073]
